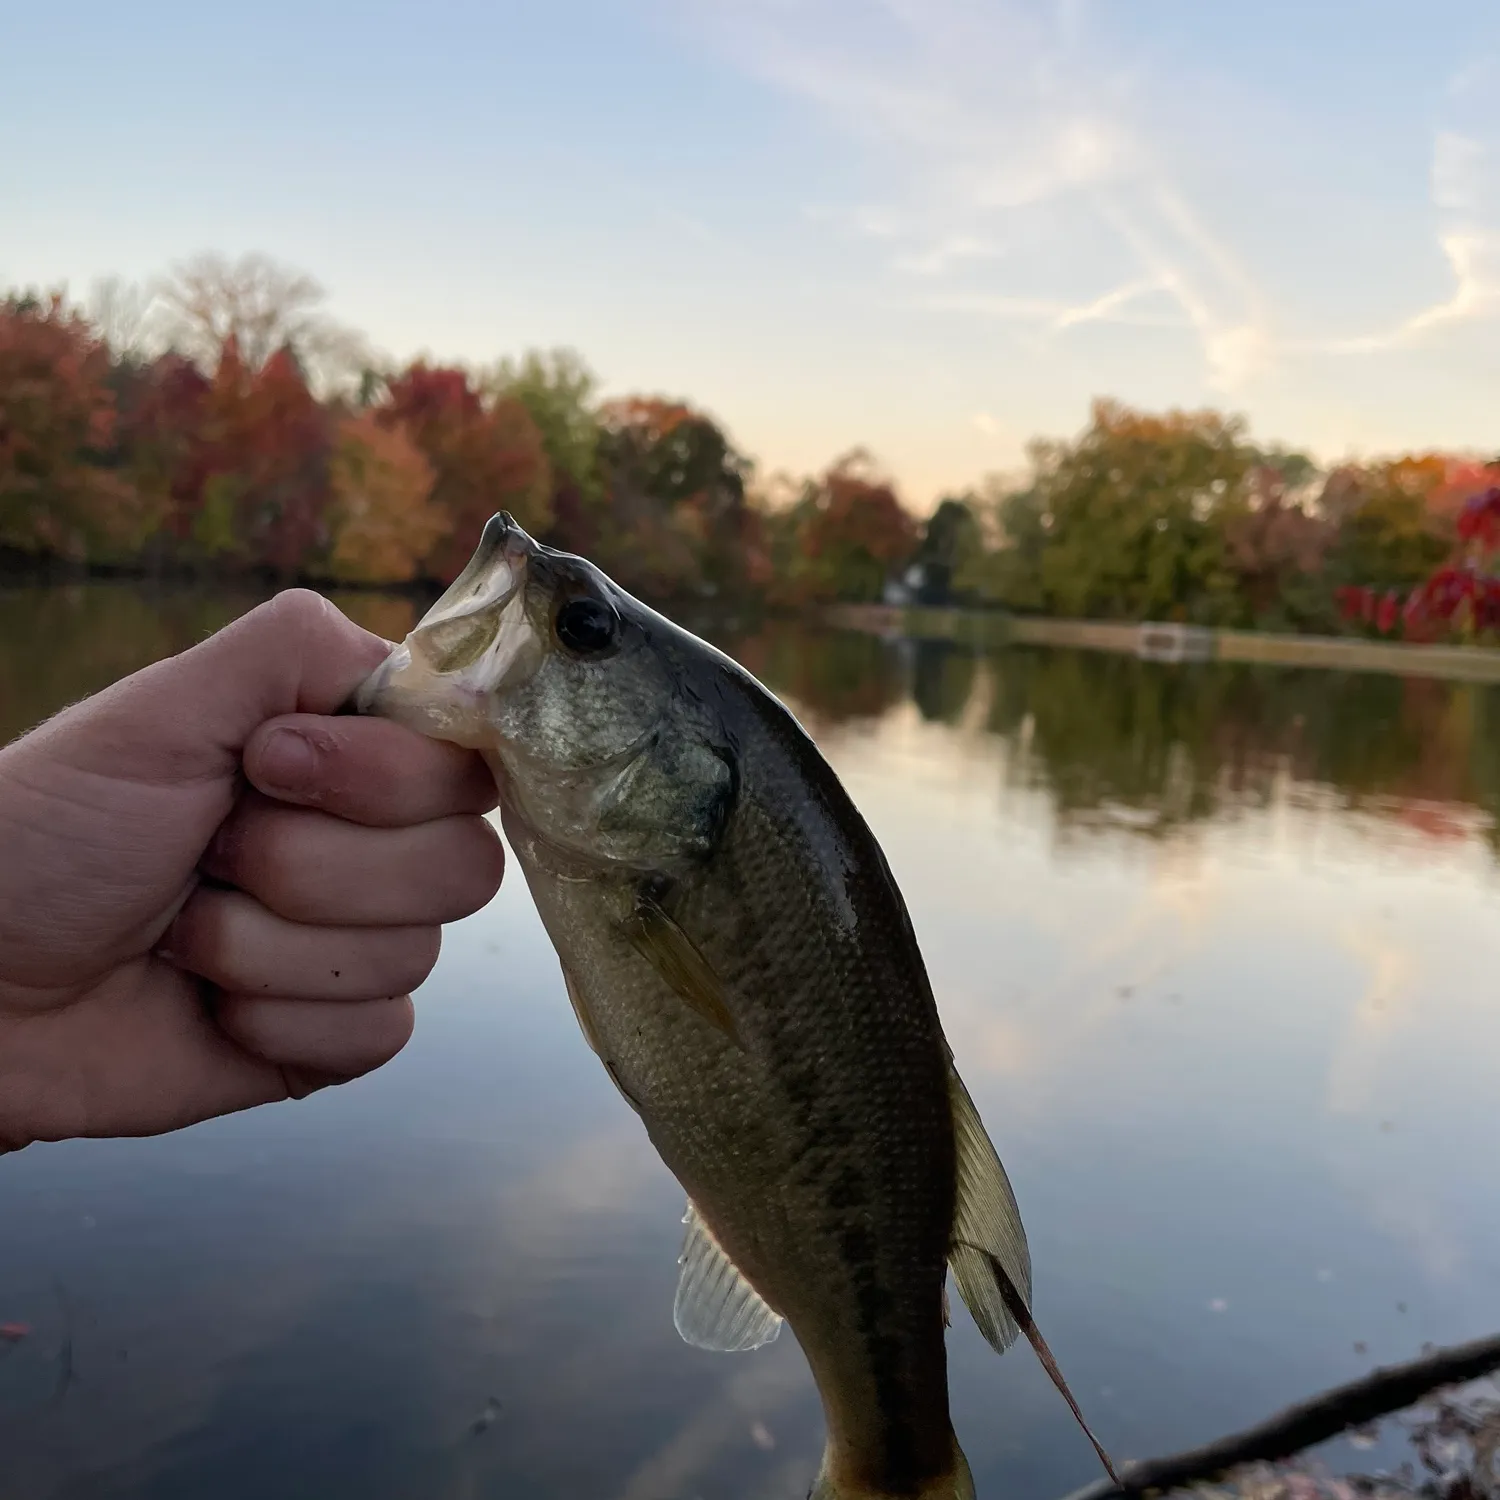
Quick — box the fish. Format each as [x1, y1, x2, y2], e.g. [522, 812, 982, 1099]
[355, 513, 1115, 1499]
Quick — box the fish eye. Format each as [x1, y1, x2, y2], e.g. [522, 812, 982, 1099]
[555, 597, 619, 656]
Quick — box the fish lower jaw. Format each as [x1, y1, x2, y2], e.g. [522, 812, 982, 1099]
[355, 646, 497, 748]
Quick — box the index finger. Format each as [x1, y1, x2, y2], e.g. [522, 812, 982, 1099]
[243, 714, 499, 827]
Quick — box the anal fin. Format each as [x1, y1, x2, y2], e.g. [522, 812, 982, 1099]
[674, 1200, 782, 1353]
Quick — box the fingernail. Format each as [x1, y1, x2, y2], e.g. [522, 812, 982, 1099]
[258, 726, 320, 793]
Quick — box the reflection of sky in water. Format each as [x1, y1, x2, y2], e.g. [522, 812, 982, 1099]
[4, 609, 1500, 1499]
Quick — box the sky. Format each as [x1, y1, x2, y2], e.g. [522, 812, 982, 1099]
[4, 0, 1500, 510]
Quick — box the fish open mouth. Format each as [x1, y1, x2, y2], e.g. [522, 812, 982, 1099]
[354, 513, 543, 741]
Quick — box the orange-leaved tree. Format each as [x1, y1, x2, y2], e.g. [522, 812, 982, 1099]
[1335, 460, 1500, 641]
[377, 362, 551, 583]
[326, 413, 442, 585]
[791, 450, 918, 604]
[0, 293, 154, 562]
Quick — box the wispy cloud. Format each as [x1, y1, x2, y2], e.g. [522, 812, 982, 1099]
[1298, 125, 1500, 357]
[1051, 276, 1171, 329]
[676, 0, 1280, 390]
[892, 233, 1002, 277]
[673, 0, 1500, 404]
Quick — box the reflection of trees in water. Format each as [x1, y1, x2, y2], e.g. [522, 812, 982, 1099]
[0, 584, 261, 745]
[10, 590, 1500, 862]
[910, 641, 977, 726]
[0, 584, 423, 749]
[725, 629, 973, 729]
[726, 624, 907, 727]
[988, 649, 1228, 831]
[322, 591, 420, 646]
[721, 628, 1500, 853]
[986, 647, 1500, 850]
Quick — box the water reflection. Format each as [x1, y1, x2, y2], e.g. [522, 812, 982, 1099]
[0, 583, 419, 747]
[4, 585, 1500, 1500]
[737, 631, 1500, 861]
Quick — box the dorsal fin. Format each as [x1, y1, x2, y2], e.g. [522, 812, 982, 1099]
[946, 1058, 1120, 1485]
[673, 1200, 783, 1352]
[946, 1059, 1031, 1351]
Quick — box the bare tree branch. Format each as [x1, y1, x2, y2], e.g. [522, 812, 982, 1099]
[86, 276, 158, 362]
[153, 251, 369, 393]
[1055, 1332, 1500, 1500]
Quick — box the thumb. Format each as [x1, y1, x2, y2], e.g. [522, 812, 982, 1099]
[11, 591, 393, 784]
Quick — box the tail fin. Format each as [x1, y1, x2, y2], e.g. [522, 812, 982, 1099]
[809, 1434, 976, 1499]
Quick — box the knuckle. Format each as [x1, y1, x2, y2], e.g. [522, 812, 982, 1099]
[265, 588, 337, 634]
[166, 887, 242, 984]
[393, 927, 442, 991]
[437, 818, 506, 917]
[465, 821, 507, 904]
[215, 809, 305, 911]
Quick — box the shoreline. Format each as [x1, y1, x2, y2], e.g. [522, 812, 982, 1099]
[827, 602, 1500, 684]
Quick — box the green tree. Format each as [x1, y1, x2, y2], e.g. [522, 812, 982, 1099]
[909, 496, 983, 604]
[593, 396, 760, 600]
[954, 479, 1051, 612]
[1033, 400, 1252, 623]
[487, 349, 603, 504]
[1320, 457, 1454, 596]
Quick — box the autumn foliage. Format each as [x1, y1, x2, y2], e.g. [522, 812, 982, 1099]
[1337, 471, 1500, 644]
[328, 414, 441, 585]
[0, 294, 152, 561]
[0, 266, 790, 601]
[3, 259, 1498, 630]
[783, 453, 920, 605]
[377, 364, 551, 583]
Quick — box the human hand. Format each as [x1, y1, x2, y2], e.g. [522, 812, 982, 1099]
[0, 590, 505, 1153]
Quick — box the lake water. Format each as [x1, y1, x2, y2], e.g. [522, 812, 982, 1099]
[3, 582, 1500, 1500]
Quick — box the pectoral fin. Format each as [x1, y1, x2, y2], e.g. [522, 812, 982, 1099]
[674, 1199, 783, 1352]
[624, 895, 743, 1047]
[560, 963, 603, 1057]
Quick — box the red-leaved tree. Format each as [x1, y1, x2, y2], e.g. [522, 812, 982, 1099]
[0, 293, 153, 560]
[1336, 465, 1500, 643]
[378, 362, 551, 582]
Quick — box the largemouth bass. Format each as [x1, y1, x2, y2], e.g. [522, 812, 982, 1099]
[355, 514, 1113, 1499]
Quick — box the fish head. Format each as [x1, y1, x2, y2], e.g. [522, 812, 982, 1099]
[357, 513, 735, 869]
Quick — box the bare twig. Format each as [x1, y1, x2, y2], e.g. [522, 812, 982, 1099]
[1054, 1331, 1500, 1500]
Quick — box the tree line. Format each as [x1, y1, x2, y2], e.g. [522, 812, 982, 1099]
[3, 253, 1496, 637]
